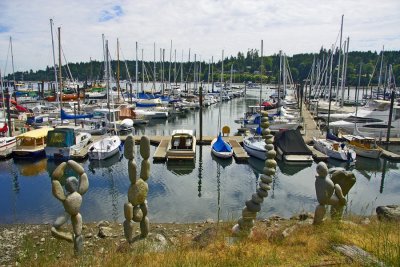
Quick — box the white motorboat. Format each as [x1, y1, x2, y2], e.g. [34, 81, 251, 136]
[313, 137, 356, 162]
[0, 136, 16, 157]
[243, 136, 266, 160]
[340, 134, 383, 159]
[88, 135, 121, 160]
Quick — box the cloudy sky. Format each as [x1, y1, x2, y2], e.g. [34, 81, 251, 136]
[0, 0, 399, 74]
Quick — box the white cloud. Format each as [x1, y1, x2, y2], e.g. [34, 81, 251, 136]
[0, 0, 399, 73]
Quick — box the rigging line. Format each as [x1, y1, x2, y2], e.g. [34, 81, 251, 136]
[60, 45, 74, 81]
[2, 39, 11, 79]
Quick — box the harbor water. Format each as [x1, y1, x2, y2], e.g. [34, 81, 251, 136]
[0, 88, 399, 224]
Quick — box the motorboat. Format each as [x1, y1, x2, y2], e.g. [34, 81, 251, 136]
[88, 135, 121, 160]
[13, 126, 54, 159]
[243, 135, 266, 160]
[45, 126, 92, 160]
[340, 134, 382, 159]
[0, 136, 17, 158]
[274, 129, 313, 164]
[166, 130, 196, 160]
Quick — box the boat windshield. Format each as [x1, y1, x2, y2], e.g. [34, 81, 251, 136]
[47, 130, 75, 147]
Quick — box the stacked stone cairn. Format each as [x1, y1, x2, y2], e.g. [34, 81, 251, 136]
[232, 111, 276, 237]
[51, 160, 89, 255]
[123, 135, 151, 242]
[313, 161, 356, 224]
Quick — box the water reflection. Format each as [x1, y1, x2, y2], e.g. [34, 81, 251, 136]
[167, 160, 196, 176]
[88, 152, 123, 173]
[198, 145, 203, 197]
[17, 158, 48, 177]
[276, 160, 312, 176]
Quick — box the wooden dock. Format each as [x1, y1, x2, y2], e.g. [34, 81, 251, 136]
[308, 145, 329, 161]
[153, 139, 170, 161]
[229, 139, 249, 161]
[381, 148, 400, 161]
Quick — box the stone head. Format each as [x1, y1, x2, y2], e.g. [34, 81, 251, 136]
[316, 162, 328, 178]
[65, 176, 79, 193]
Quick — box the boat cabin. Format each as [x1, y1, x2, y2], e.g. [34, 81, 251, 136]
[166, 130, 196, 160]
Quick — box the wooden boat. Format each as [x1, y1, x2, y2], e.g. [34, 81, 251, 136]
[274, 129, 313, 164]
[88, 135, 121, 160]
[12, 126, 54, 159]
[211, 133, 233, 159]
[45, 126, 92, 160]
[341, 134, 382, 159]
[166, 130, 196, 160]
[45, 93, 84, 102]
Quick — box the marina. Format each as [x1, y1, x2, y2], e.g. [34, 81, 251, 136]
[1, 87, 400, 225]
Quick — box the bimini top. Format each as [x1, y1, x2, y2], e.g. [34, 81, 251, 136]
[17, 126, 54, 139]
[171, 129, 194, 136]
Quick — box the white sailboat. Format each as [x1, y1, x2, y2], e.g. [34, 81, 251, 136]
[88, 38, 121, 161]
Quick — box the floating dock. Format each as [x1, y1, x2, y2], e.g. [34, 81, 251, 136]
[153, 139, 170, 161]
[381, 148, 400, 161]
[229, 139, 249, 161]
[308, 145, 329, 161]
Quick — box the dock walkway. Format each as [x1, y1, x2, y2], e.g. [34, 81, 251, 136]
[153, 139, 170, 161]
[229, 139, 249, 161]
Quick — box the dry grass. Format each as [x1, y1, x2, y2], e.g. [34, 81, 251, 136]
[14, 217, 400, 267]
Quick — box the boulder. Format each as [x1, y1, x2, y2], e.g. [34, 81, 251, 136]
[376, 205, 400, 221]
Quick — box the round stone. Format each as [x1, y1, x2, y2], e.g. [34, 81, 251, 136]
[267, 150, 277, 159]
[128, 179, 148, 206]
[132, 206, 143, 222]
[245, 200, 261, 212]
[140, 160, 150, 181]
[260, 174, 273, 184]
[65, 177, 79, 193]
[68, 160, 85, 175]
[265, 159, 277, 168]
[257, 188, 268, 198]
[63, 192, 82, 216]
[265, 144, 274, 150]
[259, 181, 271, 191]
[261, 122, 269, 128]
[263, 167, 276, 176]
[260, 111, 269, 117]
[251, 193, 264, 204]
[242, 207, 257, 219]
[123, 220, 134, 242]
[140, 136, 151, 159]
[74, 235, 84, 255]
[262, 128, 271, 135]
[124, 135, 135, 160]
[231, 224, 241, 236]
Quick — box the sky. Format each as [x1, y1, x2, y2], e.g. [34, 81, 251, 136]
[0, 0, 399, 74]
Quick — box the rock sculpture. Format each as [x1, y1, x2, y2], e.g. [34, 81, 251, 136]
[232, 111, 276, 237]
[51, 160, 89, 255]
[123, 135, 151, 242]
[313, 162, 356, 224]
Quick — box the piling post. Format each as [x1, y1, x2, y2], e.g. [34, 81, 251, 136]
[199, 85, 203, 142]
[77, 85, 80, 112]
[385, 90, 395, 150]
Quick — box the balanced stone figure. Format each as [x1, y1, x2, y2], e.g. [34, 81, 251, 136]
[51, 160, 89, 254]
[313, 162, 356, 224]
[123, 135, 151, 242]
[232, 111, 276, 237]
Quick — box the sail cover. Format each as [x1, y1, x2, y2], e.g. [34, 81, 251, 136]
[61, 109, 93, 120]
[212, 133, 232, 152]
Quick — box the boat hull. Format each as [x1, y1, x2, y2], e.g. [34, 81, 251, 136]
[243, 137, 266, 160]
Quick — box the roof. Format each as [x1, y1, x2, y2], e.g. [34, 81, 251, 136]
[17, 127, 54, 139]
[172, 129, 194, 136]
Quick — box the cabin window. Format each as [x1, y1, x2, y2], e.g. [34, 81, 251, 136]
[47, 132, 67, 147]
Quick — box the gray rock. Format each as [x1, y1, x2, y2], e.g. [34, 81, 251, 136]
[251, 193, 264, 204]
[63, 192, 82, 216]
[123, 220, 134, 242]
[71, 213, 82, 236]
[74, 235, 84, 255]
[127, 160, 137, 184]
[257, 188, 268, 198]
[65, 177, 79, 193]
[52, 162, 67, 180]
[259, 174, 273, 184]
[205, 218, 214, 224]
[53, 213, 69, 228]
[245, 200, 261, 212]
[52, 181, 66, 201]
[96, 220, 110, 227]
[132, 206, 143, 222]
[140, 136, 151, 159]
[258, 181, 271, 191]
[124, 135, 135, 160]
[376, 205, 400, 221]
[128, 179, 148, 206]
[193, 227, 217, 248]
[124, 202, 133, 220]
[140, 160, 151, 181]
[98, 226, 113, 238]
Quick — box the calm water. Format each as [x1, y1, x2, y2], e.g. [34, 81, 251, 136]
[1, 89, 399, 224]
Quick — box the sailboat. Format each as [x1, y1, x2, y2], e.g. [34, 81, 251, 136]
[88, 38, 121, 161]
[211, 50, 233, 159]
[0, 51, 16, 158]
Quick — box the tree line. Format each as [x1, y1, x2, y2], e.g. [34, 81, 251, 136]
[4, 49, 400, 87]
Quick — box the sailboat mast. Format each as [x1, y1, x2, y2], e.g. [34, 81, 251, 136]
[141, 49, 144, 93]
[49, 19, 58, 102]
[335, 14, 344, 105]
[102, 34, 108, 107]
[0, 69, 6, 124]
[181, 50, 184, 89]
[135, 42, 138, 98]
[117, 38, 120, 102]
[168, 40, 172, 90]
[58, 27, 63, 118]
[378, 45, 385, 90]
[260, 40, 263, 113]
[9, 37, 16, 95]
[326, 44, 335, 130]
[153, 42, 156, 93]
